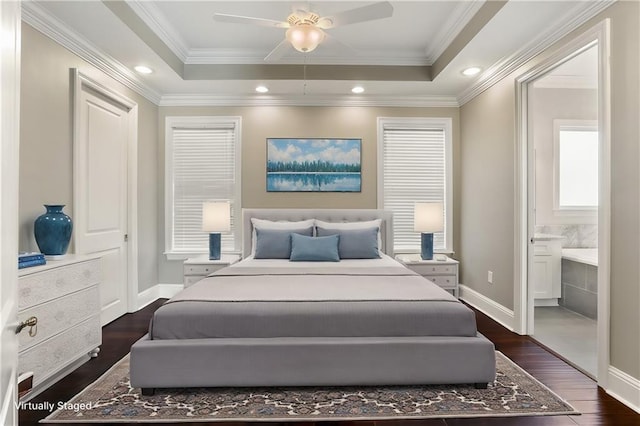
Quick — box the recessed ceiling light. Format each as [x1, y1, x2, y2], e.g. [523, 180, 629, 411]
[134, 65, 153, 74]
[255, 85, 269, 93]
[351, 86, 365, 94]
[462, 67, 482, 76]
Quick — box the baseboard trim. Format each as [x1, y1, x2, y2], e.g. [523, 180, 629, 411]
[459, 284, 515, 331]
[137, 283, 183, 310]
[607, 366, 640, 414]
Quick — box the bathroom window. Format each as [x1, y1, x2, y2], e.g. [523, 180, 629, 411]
[553, 120, 598, 212]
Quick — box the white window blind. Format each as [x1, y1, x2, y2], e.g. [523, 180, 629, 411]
[378, 118, 452, 253]
[165, 117, 241, 256]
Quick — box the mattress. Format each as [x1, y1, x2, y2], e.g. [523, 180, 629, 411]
[150, 256, 477, 340]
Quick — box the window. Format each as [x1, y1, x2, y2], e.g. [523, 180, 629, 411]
[165, 116, 241, 258]
[377, 117, 453, 253]
[553, 120, 598, 211]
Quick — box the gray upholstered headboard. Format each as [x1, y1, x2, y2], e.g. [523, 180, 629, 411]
[242, 209, 394, 259]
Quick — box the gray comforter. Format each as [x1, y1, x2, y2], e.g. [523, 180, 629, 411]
[150, 266, 477, 339]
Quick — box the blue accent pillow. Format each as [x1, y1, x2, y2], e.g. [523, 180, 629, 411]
[316, 227, 380, 259]
[254, 227, 313, 259]
[290, 234, 340, 262]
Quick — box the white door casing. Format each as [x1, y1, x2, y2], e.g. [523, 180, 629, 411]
[73, 71, 138, 326]
[0, 1, 21, 424]
[514, 21, 611, 385]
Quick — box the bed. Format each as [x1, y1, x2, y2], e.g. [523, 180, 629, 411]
[130, 209, 495, 395]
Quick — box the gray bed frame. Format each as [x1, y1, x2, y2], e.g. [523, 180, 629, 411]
[130, 209, 496, 394]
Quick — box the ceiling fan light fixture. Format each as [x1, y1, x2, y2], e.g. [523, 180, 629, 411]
[286, 24, 325, 53]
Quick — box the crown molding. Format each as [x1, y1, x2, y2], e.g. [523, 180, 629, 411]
[21, 1, 162, 105]
[159, 94, 460, 108]
[457, 0, 615, 105]
[424, 0, 485, 64]
[185, 48, 429, 66]
[125, 0, 189, 62]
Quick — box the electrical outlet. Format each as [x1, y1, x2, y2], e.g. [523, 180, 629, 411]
[487, 271, 493, 284]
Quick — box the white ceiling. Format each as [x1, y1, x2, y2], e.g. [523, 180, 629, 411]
[23, 0, 612, 105]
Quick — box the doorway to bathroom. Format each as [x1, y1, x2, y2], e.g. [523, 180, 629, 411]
[529, 45, 599, 377]
[515, 21, 611, 384]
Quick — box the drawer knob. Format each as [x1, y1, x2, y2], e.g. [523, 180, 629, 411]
[16, 316, 38, 337]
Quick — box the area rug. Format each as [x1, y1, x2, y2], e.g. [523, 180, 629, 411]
[42, 352, 578, 423]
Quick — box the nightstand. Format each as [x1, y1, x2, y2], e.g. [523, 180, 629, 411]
[396, 254, 459, 297]
[183, 254, 240, 287]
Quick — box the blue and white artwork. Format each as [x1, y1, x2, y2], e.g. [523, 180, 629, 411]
[267, 138, 362, 192]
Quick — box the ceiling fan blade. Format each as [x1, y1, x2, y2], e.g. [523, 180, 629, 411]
[264, 39, 294, 62]
[213, 13, 289, 28]
[317, 1, 393, 29]
[318, 33, 357, 56]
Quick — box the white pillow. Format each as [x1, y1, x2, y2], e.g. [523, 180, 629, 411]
[315, 219, 383, 253]
[250, 218, 315, 256]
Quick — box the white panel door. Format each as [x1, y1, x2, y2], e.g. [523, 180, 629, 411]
[76, 88, 128, 326]
[0, 1, 21, 424]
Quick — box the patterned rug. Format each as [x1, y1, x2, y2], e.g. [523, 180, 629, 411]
[43, 352, 577, 423]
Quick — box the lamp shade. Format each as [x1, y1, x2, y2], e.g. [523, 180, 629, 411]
[414, 202, 444, 233]
[286, 25, 325, 53]
[202, 201, 230, 232]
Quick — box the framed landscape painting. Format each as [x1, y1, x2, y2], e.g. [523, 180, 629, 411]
[267, 138, 362, 192]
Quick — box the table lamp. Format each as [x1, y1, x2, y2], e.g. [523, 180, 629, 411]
[202, 201, 230, 260]
[414, 202, 444, 260]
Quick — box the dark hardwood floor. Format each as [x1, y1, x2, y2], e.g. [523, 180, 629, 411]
[19, 299, 639, 425]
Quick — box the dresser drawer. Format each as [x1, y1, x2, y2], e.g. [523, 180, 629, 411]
[19, 315, 101, 387]
[183, 264, 221, 276]
[18, 286, 100, 351]
[19, 259, 100, 310]
[410, 264, 456, 276]
[425, 275, 457, 289]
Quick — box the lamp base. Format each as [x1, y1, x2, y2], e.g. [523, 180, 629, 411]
[209, 233, 221, 260]
[420, 233, 434, 260]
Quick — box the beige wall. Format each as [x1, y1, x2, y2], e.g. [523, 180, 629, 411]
[459, 1, 639, 379]
[158, 106, 460, 283]
[19, 23, 159, 293]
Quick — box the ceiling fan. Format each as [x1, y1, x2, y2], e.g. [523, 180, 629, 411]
[213, 2, 394, 61]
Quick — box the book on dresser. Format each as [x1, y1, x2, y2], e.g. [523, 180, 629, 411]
[18, 252, 46, 269]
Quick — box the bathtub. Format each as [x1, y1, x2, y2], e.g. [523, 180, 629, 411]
[560, 248, 598, 319]
[561, 248, 598, 266]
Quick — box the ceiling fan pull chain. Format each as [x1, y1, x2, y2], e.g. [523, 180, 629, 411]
[303, 54, 308, 96]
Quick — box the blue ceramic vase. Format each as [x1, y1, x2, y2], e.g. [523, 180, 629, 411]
[34, 205, 73, 258]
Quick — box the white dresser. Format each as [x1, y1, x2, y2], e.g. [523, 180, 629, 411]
[18, 255, 102, 400]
